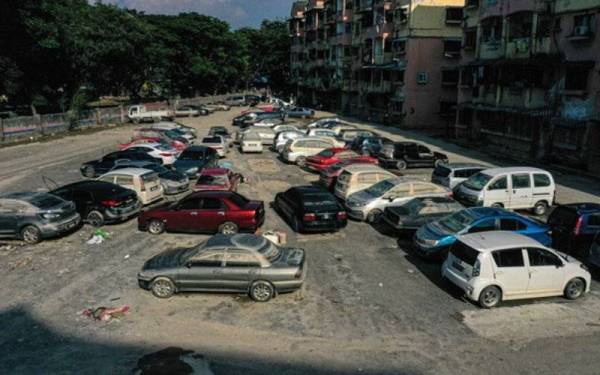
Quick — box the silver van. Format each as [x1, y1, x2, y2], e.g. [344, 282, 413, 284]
[431, 163, 487, 189]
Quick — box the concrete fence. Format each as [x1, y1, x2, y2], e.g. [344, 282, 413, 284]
[0, 94, 236, 144]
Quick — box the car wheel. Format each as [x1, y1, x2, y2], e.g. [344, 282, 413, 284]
[434, 159, 445, 167]
[296, 156, 307, 167]
[478, 286, 501, 308]
[86, 210, 105, 227]
[21, 225, 41, 244]
[133, 118, 140, 124]
[151, 277, 176, 298]
[148, 219, 165, 235]
[533, 201, 548, 216]
[396, 160, 407, 170]
[83, 166, 95, 178]
[564, 278, 585, 300]
[218, 222, 239, 235]
[249, 280, 274, 302]
[367, 209, 383, 223]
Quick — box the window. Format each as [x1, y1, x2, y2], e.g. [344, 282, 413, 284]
[508, 12, 533, 41]
[443, 40, 461, 57]
[511, 174, 531, 189]
[395, 6, 408, 24]
[468, 219, 496, 233]
[393, 39, 406, 55]
[572, 14, 594, 37]
[533, 173, 551, 187]
[191, 252, 224, 267]
[441, 70, 459, 86]
[417, 72, 428, 84]
[564, 66, 589, 91]
[588, 215, 600, 227]
[445, 7, 463, 24]
[98, 176, 114, 184]
[527, 248, 562, 267]
[481, 17, 502, 43]
[464, 28, 477, 50]
[466, 0, 479, 8]
[450, 241, 480, 266]
[179, 198, 200, 210]
[201, 198, 225, 210]
[225, 250, 261, 267]
[488, 176, 507, 190]
[499, 218, 526, 231]
[492, 249, 524, 267]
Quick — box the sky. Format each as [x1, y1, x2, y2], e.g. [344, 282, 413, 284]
[97, 0, 296, 29]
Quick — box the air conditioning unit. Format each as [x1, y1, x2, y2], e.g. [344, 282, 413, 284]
[574, 25, 590, 36]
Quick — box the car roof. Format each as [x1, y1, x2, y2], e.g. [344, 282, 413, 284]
[342, 164, 386, 173]
[187, 190, 234, 199]
[183, 145, 213, 152]
[102, 168, 154, 176]
[58, 180, 128, 193]
[480, 167, 551, 176]
[458, 231, 543, 252]
[202, 234, 268, 251]
[291, 185, 329, 194]
[0, 191, 52, 201]
[200, 168, 229, 176]
[440, 163, 487, 170]
[557, 203, 600, 214]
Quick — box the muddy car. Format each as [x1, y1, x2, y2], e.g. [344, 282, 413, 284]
[137, 233, 306, 301]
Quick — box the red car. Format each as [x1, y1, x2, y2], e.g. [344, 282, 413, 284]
[306, 148, 377, 172]
[120, 136, 187, 153]
[138, 191, 265, 235]
[319, 159, 380, 190]
[193, 168, 243, 192]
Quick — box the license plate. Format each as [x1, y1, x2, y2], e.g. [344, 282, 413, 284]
[322, 214, 331, 219]
[452, 261, 464, 272]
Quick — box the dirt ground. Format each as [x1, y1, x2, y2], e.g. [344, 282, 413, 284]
[1, 109, 600, 374]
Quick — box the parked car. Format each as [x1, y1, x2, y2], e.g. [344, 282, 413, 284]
[547, 203, 600, 257]
[80, 150, 162, 178]
[182, 105, 210, 116]
[378, 142, 449, 170]
[242, 112, 286, 128]
[334, 164, 396, 201]
[128, 105, 174, 123]
[174, 105, 200, 117]
[110, 161, 189, 196]
[345, 178, 451, 222]
[204, 103, 231, 111]
[98, 168, 163, 205]
[329, 123, 358, 135]
[587, 233, 600, 271]
[133, 128, 190, 147]
[306, 128, 338, 138]
[195, 104, 214, 114]
[138, 191, 264, 235]
[413, 207, 552, 260]
[121, 142, 178, 165]
[0, 192, 80, 244]
[51, 180, 141, 227]
[286, 107, 314, 118]
[225, 95, 246, 106]
[306, 117, 345, 129]
[137, 233, 305, 301]
[173, 146, 219, 178]
[193, 168, 243, 192]
[382, 197, 464, 233]
[197, 136, 228, 158]
[274, 186, 347, 233]
[281, 137, 338, 166]
[350, 136, 393, 157]
[274, 130, 306, 153]
[244, 94, 262, 105]
[454, 167, 555, 216]
[305, 148, 375, 172]
[232, 112, 259, 126]
[431, 163, 488, 189]
[119, 137, 186, 154]
[236, 127, 276, 145]
[150, 121, 197, 138]
[241, 133, 264, 153]
[208, 126, 233, 147]
[273, 124, 301, 134]
[442, 231, 591, 308]
[318, 159, 380, 190]
[337, 129, 378, 144]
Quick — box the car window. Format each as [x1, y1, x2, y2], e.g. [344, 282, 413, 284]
[512, 174, 531, 189]
[533, 173, 551, 187]
[450, 241, 480, 266]
[499, 218, 527, 231]
[527, 248, 562, 267]
[98, 176, 115, 183]
[178, 198, 200, 210]
[116, 175, 134, 185]
[492, 249, 525, 267]
[467, 219, 496, 233]
[190, 252, 224, 267]
[417, 145, 432, 154]
[488, 176, 507, 190]
[201, 198, 225, 210]
[225, 250, 261, 267]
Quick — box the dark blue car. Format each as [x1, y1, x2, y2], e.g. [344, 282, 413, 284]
[172, 146, 218, 178]
[413, 207, 551, 260]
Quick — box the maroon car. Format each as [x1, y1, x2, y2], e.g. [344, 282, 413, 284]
[138, 191, 264, 235]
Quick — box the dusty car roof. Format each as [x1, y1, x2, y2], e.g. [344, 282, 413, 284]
[341, 164, 387, 173]
[200, 168, 230, 176]
[101, 168, 155, 176]
[440, 163, 488, 169]
[481, 167, 551, 176]
[202, 234, 268, 251]
[458, 231, 543, 252]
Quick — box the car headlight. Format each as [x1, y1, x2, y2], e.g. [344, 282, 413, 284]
[186, 167, 198, 174]
[42, 212, 61, 220]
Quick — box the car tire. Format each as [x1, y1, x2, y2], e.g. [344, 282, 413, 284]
[434, 159, 444, 168]
[367, 209, 383, 223]
[564, 278, 585, 300]
[396, 160, 407, 170]
[133, 118, 140, 124]
[218, 222, 239, 235]
[296, 156, 307, 167]
[249, 280, 274, 302]
[86, 210, 105, 227]
[83, 166, 95, 178]
[148, 219, 165, 235]
[533, 201, 548, 216]
[478, 286, 502, 308]
[151, 277, 176, 298]
[21, 225, 41, 244]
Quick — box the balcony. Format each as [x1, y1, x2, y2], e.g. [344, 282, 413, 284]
[372, 52, 394, 65]
[479, 40, 503, 60]
[506, 38, 532, 59]
[533, 37, 555, 55]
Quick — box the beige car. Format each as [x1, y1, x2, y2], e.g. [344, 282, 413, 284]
[97, 168, 163, 205]
[334, 164, 396, 201]
[241, 133, 263, 153]
[280, 137, 337, 166]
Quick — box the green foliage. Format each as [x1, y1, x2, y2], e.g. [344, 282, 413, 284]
[0, 1, 289, 111]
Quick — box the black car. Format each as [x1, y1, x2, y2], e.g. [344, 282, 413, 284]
[382, 197, 464, 234]
[244, 94, 261, 106]
[350, 136, 392, 156]
[110, 161, 190, 195]
[378, 142, 448, 170]
[51, 180, 141, 227]
[548, 203, 600, 257]
[172, 145, 219, 178]
[80, 150, 162, 178]
[274, 186, 347, 233]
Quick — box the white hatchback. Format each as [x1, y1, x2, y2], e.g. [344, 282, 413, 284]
[442, 231, 591, 308]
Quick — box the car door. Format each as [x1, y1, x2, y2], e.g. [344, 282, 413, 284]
[222, 249, 263, 291]
[465, 218, 497, 234]
[195, 197, 227, 232]
[72, 190, 94, 216]
[483, 175, 510, 207]
[490, 249, 530, 298]
[170, 197, 202, 232]
[177, 251, 225, 290]
[525, 247, 565, 295]
[276, 190, 296, 221]
[416, 145, 436, 167]
[0, 200, 19, 236]
[509, 173, 533, 209]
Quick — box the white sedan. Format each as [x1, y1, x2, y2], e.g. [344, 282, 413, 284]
[122, 142, 178, 165]
[197, 136, 228, 158]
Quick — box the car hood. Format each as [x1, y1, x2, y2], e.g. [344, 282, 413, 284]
[159, 169, 188, 182]
[347, 190, 375, 206]
[142, 247, 189, 270]
[417, 221, 454, 241]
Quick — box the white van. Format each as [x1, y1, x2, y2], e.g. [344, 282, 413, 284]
[97, 168, 163, 205]
[454, 167, 555, 215]
[442, 231, 591, 308]
[334, 164, 396, 201]
[281, 137, 336, 166]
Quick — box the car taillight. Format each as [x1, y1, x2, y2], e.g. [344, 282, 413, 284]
[101, 199, 120, 207]
[574, 217, 583, 235]
[303, 213, 316, 222]
[337, 211, 347, 220]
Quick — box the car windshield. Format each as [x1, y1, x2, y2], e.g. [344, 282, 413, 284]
[202, 137, 220, 143]
[364, 179, 396, 198]
[439, 210, 477, 233]
[179, 247, 200, 264]
[179, 151, 205, 160]
[228, 193, 250, 207]
[28, 194, 64, 209]
[257, 240, 281, 262]
[197, 175, 228, 185]
[433, 165, 451, 178]
[463, 173, 492, 191]
[303, 193, 338, 208]
[164, 130, 180, 138]
[318, 150, 334, 157]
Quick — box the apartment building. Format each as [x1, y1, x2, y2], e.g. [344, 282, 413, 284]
[455, 0, 600, 174]
[290, 0, 467, 133]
